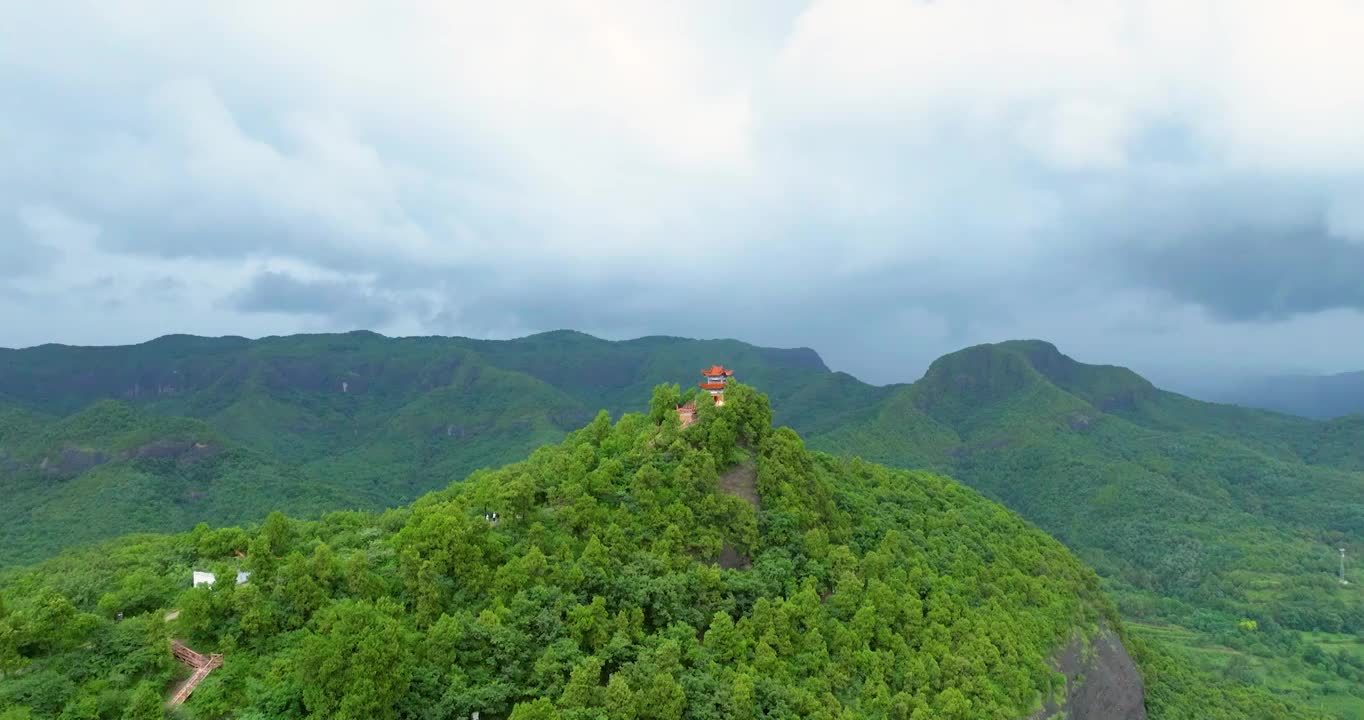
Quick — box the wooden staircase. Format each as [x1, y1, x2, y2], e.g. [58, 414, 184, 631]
[168, 640, 223, 706]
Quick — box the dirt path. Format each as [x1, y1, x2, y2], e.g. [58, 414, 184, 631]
[718, 460, 759, 510]
[716, 460, 759, 570]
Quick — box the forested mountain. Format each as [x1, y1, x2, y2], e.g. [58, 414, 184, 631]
[1198, 371, 1364, 420]
[813, 340, 1364, 624]
[0, 400, 359, 564]
[808, 341, 1364, 716]
[0, 385, 1327, 719]
[0, 331, 840, 565]
[2, 332, 1363, 715]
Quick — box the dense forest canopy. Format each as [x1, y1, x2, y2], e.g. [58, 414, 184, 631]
[2, 333, 1361, 716]
[0, 382, 1100, 718]
[0, 382, 1337, 719]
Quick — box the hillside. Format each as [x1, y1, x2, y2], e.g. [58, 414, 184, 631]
[0, 332, 847, 566]
[3, 332, 1363, 714]
[0, 400, 362, 564]
[810, 341, 1364, 620]
[0, 330, 878, 561]
[806, 341, 1364, 716]
[0, 386, 1154, 719]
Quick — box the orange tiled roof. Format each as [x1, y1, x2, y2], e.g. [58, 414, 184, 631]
[701, 365, 734, 377]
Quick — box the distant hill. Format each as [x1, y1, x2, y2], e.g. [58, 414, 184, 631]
[0, 398, 362, 564]
[1199, 371, 1364, 420]
[807, 341, 1364, 623]
[806, 341, 1364, 716]
[0, 331, 840, 565]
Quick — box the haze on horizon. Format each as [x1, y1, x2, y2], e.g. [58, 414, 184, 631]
[4, 1, 1364, 390]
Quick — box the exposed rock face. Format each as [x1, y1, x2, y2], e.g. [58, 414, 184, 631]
[1066, 411, 1096, 431]
[126, 440, 221, 465]
[1029, 624, 1147, 720]
[41, 447, 110, 477]
[37, 440, 221, 479]
[716, 461, 759, 509]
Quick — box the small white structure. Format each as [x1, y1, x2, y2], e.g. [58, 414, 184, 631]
[191, 570, 251, 587]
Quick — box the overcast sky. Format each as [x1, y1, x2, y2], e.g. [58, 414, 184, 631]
[3, 1, 1364, 387]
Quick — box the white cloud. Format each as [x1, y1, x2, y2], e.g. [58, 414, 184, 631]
[1020, 100, 1132, 171]
[3, 1, 1364, 382]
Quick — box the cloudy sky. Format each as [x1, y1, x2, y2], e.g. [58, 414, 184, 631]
[3, 1, 1364, 387]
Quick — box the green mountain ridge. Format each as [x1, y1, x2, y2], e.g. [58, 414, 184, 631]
[806, 340, 1364, 717]
[0, 385, 1318, 719]
[2, 331, 1362, 715]
[0, 400, 362, 563]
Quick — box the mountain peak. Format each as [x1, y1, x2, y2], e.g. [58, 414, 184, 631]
[521, 329, 604, 343]
[918, 339, 1157, 414]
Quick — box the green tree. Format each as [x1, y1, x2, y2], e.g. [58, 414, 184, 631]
[730, 672, 757, 720]
[559, 656, 605, 710]
[196, 526, 248, 559]
[261, 511, 293, 555]
[720, 380, 772, 447]
[510, 698, 563, 720]
[649, 384, 682, 426]
[637, 672, 685, 720]
[605, 674, 637, 720]
[296, 599, 414, 720]
[703, 611, 741, 664]
[121, 682, 164, 720]
[0, 610, 26, 676]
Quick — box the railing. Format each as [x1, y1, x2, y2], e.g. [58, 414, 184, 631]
[170, 640, 208, 667]
[168, 640, 223, 706]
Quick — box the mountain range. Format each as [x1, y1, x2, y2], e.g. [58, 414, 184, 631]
[2, 330, 1362, 715]
[0, 373, 1326, 720]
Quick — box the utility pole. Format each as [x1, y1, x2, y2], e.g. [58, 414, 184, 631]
[1342, 548, 1350, 585]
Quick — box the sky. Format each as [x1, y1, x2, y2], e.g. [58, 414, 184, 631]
[3, 1, 1364, 388]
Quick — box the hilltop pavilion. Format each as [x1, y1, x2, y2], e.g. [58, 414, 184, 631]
[677, 365, 734, 426]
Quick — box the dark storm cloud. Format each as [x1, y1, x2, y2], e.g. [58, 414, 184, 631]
[233, 271, 400, 328]
[1086, 177, 1364, 322]
[1120, 226, 1364, 322]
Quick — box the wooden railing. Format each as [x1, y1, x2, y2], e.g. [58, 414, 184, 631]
[168, 640, 223, 706]
[170, 640, 208, 667]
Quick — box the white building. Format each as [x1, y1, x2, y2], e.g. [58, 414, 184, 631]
[191, 570, 251, 587]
